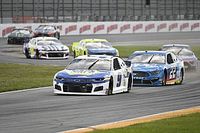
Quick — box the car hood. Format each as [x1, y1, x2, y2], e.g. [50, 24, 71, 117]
[56, 69, 111, 79]
[87, 47, 117, 55]
[37, 43, 68, 51]
[131, 63, 164, 72]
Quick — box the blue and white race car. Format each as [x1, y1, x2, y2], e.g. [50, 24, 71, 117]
[53, 55, 132, 95]
[128, 51, 185, 86]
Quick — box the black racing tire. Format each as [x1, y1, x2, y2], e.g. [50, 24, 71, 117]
[179, 69, 184, 85]
[84, 51, 86, 55]
[106, 78, 113, 95]
[162, 72, 167, 86]
[25, 48, 31, 59]
[126, 75, 132, 93]
[54, 32, 60, 39]
[73, 51, 76, 58]
[7, 39, 12, 44]
[35, 49, 40, 59]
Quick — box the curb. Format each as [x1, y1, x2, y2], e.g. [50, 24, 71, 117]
[0, 86, 52, 95]
[58, 106, 200, 133]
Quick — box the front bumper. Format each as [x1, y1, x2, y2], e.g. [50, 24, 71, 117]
[132, 71, 163, 86]
[38, 51, 69, 59]
[53, 80, 109, 95]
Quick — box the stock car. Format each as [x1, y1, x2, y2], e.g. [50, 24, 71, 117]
[161, 44, 198, 70]
[53, 55, 132, 95]
[71, 39, 119, 57]
[33, 25, 60, 39]
[23, 37, 69, 59]
[128, 51, 185, 86]
[7, 28, 33, 44]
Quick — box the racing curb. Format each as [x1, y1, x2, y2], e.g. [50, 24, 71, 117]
[58, 106, 200, 133]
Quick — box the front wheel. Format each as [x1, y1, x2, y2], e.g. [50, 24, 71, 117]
[162, 73, 167, 86]
[25, 48, 31, 59]
[106, 78, 113, 95]
[73, 51, 76, 58]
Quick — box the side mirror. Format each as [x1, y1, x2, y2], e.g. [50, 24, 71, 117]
[125, 61, 131, 67]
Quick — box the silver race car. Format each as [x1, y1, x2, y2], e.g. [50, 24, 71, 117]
[23, 37, 69, 59]
[161, 44, 198, 70]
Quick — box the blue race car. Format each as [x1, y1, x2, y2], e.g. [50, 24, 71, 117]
[53, 55, 132, 95]
[128, 51, 185, 86]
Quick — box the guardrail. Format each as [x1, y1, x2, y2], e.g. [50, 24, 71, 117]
[0, 20, 200, 37]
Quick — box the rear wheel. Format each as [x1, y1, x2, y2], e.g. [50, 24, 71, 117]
[126, 75, 132, 93]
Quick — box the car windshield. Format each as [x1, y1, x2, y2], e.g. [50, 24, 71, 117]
[163, 45, 191, 50]
[12, 30, 31, 37]
[82, 42, 111, 48]
[37, 41, 62, 46]
[166, 48, 194, 56]
[129, 53, 165, 64]
[67, 59, 111, 71]
[37, 39, 61, 45]
[36, 25, 55, 31]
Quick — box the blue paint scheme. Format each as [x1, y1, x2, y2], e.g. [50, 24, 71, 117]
[131, 63, 165, 86]
[55, 70, 111, 84]
[128, 51, 184, 86]
[87, 47, 117, 56]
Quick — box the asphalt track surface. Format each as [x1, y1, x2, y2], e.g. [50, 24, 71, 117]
[0, 32, 200, 133]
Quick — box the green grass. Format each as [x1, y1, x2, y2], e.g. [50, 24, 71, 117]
[114, 45, 160, 57]
[192, 46, 200, 60]
[113, 45, 200, 59]
[91, 113, 200, 133]
[0, 63, 64, 92]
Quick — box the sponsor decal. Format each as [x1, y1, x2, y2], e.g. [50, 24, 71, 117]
[80, 25, 91, 34]
[93, 24, 105, 33]
[2, 26, 15, 37]
[107, 24, 118, 33]
[145, 24, 155, 32]
[169, 23, 178, 31]
[180, 23, 189, 31]
[120, 24, 130, 33]
[67, 70, 100, 76]
[157, 23, 167, 32]
[65, 25, 77, 34]
[191, 23, 199, 31]
[133, 24, 143, 32]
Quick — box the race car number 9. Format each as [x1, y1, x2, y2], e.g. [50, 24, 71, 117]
[169, 68, 176, 79]
[117, 74, 122, 87]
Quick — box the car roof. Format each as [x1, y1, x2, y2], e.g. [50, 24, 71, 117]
[75, 55, 115, 60]
[133, 50, 168, 55]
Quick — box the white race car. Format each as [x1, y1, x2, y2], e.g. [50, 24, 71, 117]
[53, 55, 132, 95]
[23, 37, 69, 59]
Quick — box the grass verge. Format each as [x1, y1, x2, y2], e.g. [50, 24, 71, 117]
[114, 45, 200, 59]
[0, 63, 64, 92]
[91, 112, 200, 133]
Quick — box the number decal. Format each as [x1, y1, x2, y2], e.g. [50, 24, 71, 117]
[116, 74, 122, 87]
[169, 68, 176, 79]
